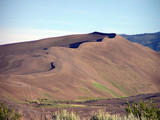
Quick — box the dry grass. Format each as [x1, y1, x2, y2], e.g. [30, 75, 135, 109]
[52, 110, 147, 120]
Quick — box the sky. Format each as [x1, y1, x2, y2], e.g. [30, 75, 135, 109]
[0, 0, 160, 45]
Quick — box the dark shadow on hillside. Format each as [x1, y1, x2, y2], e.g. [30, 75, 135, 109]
[69, 38, 104, 48]
[96, 38, 103, 42]
[69, 32, 116, 49]
[69, 41, 88, 48]
[49, 62, 55, 70]
[90, 32, 116, 38]
[43, 48, 48, 50]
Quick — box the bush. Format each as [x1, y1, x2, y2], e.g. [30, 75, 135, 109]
[90, 110, 145, 120]
[125, 100, 160, 120]
[52, 110, 144, 120]
[90, 110, 119, 120]
[52, 109, 80, 120]
[0, 102, 22, 120]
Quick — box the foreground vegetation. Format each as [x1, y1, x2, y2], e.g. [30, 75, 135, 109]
[126, 100, 160, 120]
[52, 110, 146, 120]
[1, 100, 160, 120]
[51, 100, 160, 120]
[0, 102, 22, 120]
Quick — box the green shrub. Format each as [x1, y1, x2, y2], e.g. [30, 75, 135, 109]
[52, 110, 144, 120]
[52, 109, 80, 120]
[90, 110, 144, 120]
[0, 102, 22, 120]
[125, 100, 160, 120]
[90, 110, 119, 120]
[123, 113, 146, 120]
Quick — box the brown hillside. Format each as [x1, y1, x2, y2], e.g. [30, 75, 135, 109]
[0, 32, 160, 102]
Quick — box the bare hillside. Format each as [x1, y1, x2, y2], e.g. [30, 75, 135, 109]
[0, 32, 160, 102]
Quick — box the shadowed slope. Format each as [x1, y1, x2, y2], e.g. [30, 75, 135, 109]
[90, 31, 116, 38]
[0, 33, 159, 103]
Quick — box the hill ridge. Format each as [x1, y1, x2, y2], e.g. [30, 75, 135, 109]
[0, 33, 159, 102]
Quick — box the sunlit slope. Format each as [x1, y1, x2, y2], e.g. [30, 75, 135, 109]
[0, 33, 159, 101]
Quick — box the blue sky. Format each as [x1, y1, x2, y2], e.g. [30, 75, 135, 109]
[0, 0, 160, 44]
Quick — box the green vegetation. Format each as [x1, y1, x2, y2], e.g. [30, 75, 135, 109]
[40, 92, 52, 98]
[132, 87, 138, 93]
[77, 96, 103, 100]
[129, 72, 137, 78]
[121, 32, 160, 52]
[26, 98, 96, 108]
[90, 110, 119, 120]
[90, 110, 145, 120]
[93, 82, 119, 98]
[80, 87, 90, 93]
[97, 69, 111, 81]
[52, 110, 80, 120]
[55, 89, 62, 93]
[40, 103, 87, 109]
[52, 110, 146, 120]
[95, 67, 130, 98]
[4, 94, 27, 104]
[48, 99, 160, 119]
[115, 64, 122, 70]
[110, 81, 130, 96]
[0, 102, 22, 120]
[2, 99, 159, 120]
[125, 100, 160, 120]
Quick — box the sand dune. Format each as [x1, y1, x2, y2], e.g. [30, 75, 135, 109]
[0, 32, 160, 102]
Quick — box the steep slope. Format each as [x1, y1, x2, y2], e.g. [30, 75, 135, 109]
[0, 33, 160, 102]
[121, 32, 160, 52]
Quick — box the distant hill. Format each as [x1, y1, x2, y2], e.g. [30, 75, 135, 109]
[121, 32, 160, 52]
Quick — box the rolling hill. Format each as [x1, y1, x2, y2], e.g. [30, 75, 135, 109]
[0, 32, 160, 103]
[121, 32, 160, 52]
